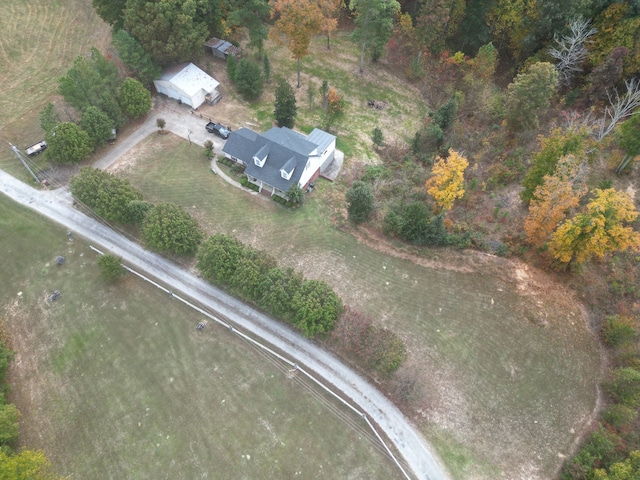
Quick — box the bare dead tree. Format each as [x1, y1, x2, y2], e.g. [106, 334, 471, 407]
[595, 78, 640, 141]
[548, 17, 596, 86]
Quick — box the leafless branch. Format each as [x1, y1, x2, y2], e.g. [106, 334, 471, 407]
[595, 78, 640, 141]
[548, 17, 596, 86]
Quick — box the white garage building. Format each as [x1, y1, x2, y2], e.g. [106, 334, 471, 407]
[153, 62, 221, 109]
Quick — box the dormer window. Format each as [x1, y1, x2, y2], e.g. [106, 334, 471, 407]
[280, 157, 296, 180]
[253, 145, 269, 167]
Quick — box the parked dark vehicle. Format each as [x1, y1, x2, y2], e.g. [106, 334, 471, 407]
[206, 122, 230, 139]
[25, 140, 47, 156]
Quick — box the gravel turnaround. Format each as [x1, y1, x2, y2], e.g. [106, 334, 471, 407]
[0, 169, 450, 480]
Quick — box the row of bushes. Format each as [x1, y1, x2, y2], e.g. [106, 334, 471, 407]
[197, 233, 342, 337]
[239, 176, 260, 192]
[562, 315, 640, 479]
[70, 168, 203, 256]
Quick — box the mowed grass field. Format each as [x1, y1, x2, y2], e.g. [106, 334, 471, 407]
[0, 194, 402, 479]
[0, 0, 111, 181]
[117, 133, 602, 479]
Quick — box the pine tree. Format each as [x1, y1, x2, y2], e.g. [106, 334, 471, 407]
[274, 79, 297, 128]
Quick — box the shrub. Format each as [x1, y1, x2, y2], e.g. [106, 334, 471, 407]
[142, 203, 203, 256]
[98, 254, 126, 282]
[330, 309, 408, 376]
[604, 367, 640, 407]
[346, 181, 375, 224]
[127, 200, 153, 226]
[602, 316, 639, 347]
[602, 404, 638, 430]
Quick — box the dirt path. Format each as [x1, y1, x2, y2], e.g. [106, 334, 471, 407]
[0, 170, 450, 480]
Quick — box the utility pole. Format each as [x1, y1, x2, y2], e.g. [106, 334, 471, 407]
[8, 142, 40, 183]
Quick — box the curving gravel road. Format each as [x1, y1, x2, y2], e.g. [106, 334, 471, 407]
[0, 169, 450, 480]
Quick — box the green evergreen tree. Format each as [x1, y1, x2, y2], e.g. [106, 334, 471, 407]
[274, 79, 297, 128]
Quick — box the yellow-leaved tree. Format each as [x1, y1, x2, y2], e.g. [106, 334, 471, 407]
[524, 154, 588, 247]
[549, 188, 640, 264]
[426, 149, 469, 210]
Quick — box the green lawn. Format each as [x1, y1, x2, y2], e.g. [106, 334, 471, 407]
[0, 194, 401, 479]
[119, 132, 602, 478]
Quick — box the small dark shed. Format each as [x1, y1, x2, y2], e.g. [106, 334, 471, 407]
[205, 37, 242, 60]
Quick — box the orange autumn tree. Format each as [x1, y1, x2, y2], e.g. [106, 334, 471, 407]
[524, 153, 588, 247]
[270, 0, 322, 87]
[549, 188, 640, 264]
[318, 0, 342, 49]
[426, 149, 469, 210]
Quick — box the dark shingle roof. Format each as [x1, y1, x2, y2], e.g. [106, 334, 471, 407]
[222, 126, 332, 192]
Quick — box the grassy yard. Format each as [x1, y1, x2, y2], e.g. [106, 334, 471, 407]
[117, 133, 602, 479]
[0, 194, 401, 479]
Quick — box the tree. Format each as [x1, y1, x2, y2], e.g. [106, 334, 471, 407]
[287, 184, 304, 204]
[45, 122, 92, 164]
[426, 149, 469, 211]
[39, 103, 59, 134]
[112, 30, 160, 86]
[291, 279, 343, 337]
[118, 78, 151, 118]
[58, 48, 126, 127]
[324, 87, 345, 128]
[384, 201, 449, 246]
[414, 0, 454, 54]
[156, 118, 166, 133]
[346, 181, 375, 223]
[371, 127, 384, 147]
[127, 200, 153, 225]
[204, 140, 214, 158]
[592, 451, 640, 480]
[226, 54, 237, 81]
[521, 128, 585, 203]
[617, 113, 640, 157]
[262, 54, 271, 83]
[595, 78, 640, 141]
[0, 403, 20, 445]
[505, 62, 559, 132]
[258, 267, 304, 322]
[0, 449, 56, 480]
[228, 0, 271, 56]
[549, 188, 640, 264]
[273, 79, 297, 128]
[80, 106, 115, 150]
[487, 0, 537, 62]
[269, 0, 322, 88]
[524, 154, 587, 247]
[143, 203, 203, 256]
[234, 59, 264, 101]
[585, 46, 629, 103]
[350, 0, 401, 73]
[123, 0, 210, 66]
[548, 16, 597, 86]
[93, 0, 127, 30]
[70, 167, 143, 223]
[98, 254, 126, 282]
[430, 94, 459, 131]
[197, 234, 248, 285]
[318, 0, 341, 49]
[470, 42, 498, 81]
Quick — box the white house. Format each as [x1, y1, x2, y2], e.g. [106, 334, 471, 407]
[221, 126, 336, 198]
[153, 63, 221, 109]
